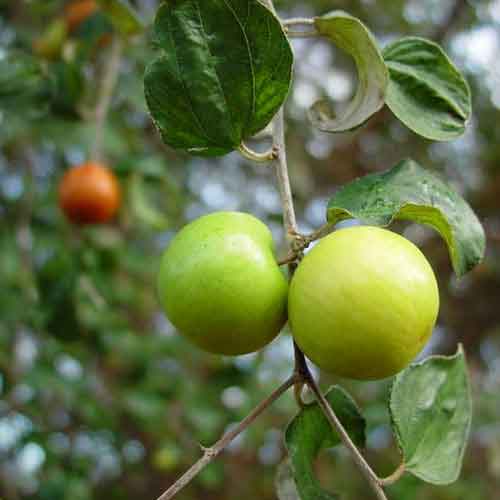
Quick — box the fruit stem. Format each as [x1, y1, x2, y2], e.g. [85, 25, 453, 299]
[154, 375, 296, 500]
[91, 36, 123, 163]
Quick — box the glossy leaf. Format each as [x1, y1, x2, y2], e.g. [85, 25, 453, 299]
[310, 11, 388, 132]
[144, 0, 293, 156]
[326, 159, 485, 276]
[97, 0, 144, 36]
[383, 37, 471, 140]
[390, 346, 472, 484]
[283, 387, 365, 500]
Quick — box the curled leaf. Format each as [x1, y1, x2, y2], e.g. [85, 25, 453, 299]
[326, 159, 485, 276]
[311, 11, 388, 132]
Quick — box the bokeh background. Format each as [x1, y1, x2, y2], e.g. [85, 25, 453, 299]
[1, 0, 499, 499]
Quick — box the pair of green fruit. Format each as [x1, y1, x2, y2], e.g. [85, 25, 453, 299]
[158, 212, 439, 380]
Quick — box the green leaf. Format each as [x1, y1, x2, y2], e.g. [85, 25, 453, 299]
[144, 0, 293, 156]
[97, 0, 144, 37]
[326, 159, 485, 276]
[49, 61, 85, 118]
[129, 172, 170, 230]
[310, 11, 388, 132]
[36, 249, 81, 341]
[283, 387, 366, 500]
[383, 37, 471, 141]
[390, 345, 472, 484]
[0, 51, 51, 116]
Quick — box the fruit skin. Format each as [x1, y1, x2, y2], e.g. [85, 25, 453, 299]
[59, 162, 121, 225]
[65, 0, 99, 32]
[289, 226, 439, 380]
[158, 212, 288, 356]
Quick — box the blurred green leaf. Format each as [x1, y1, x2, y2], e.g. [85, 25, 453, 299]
[311, 11, 388, 132]
[383, 37, 471, 140]
[49, 61, 85, 118]
[144, 0, 293, 156]
[0, 51, 51, 116]
[129, 173, 170, 230]
[326, 159, 485, 276]
[282, 386, 366, 500]
[390, 345, 472, 485]
[97, 0, 144, 37]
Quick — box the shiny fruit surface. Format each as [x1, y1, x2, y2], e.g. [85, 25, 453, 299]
[59, 162, 121, 225]
[158, 212, 288, 355]
[289, 226, 439, 380]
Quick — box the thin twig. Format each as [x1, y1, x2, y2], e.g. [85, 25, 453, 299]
[155, 376, 296, 500]
[294, 347, 389, 500]
[92, 37, 124, 162]
[277, 252, 298, 266]
[238, 142, 277, 163]
[264, 2, 390, 498]
[379, 462, 406, 487]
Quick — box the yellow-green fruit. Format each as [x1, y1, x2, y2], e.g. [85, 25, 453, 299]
[289, 226, 439, 380]
[158, 211, 288, 355]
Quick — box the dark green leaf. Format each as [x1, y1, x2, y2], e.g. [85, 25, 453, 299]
[326, 159, 485, 276]
[97, 0, 144, 37]
[283, 386, 366, 500]
[311, 11, 388, 132]
[49, 61, 85, 118]
[36, 250, 81, 341]
[390, 345, 472, 484]
[383, 37, 471, 140]
[144, 0, 293, 156]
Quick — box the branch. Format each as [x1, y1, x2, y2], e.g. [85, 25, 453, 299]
[155, 376, 296, 500]
[264, 2, 390, 498]
[294, 347, 389, 500]
[92, 36, 124, 163]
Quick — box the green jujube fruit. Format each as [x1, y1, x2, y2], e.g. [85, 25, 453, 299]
[289, 226, 439, 380]
[158, 211, 288, 355]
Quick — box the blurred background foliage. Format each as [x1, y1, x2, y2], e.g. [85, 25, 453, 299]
[0, 0, 499, 499]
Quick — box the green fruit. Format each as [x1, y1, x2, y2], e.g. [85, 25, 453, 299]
[158, 211, 288, 355]
[289, 226, 439, 380]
